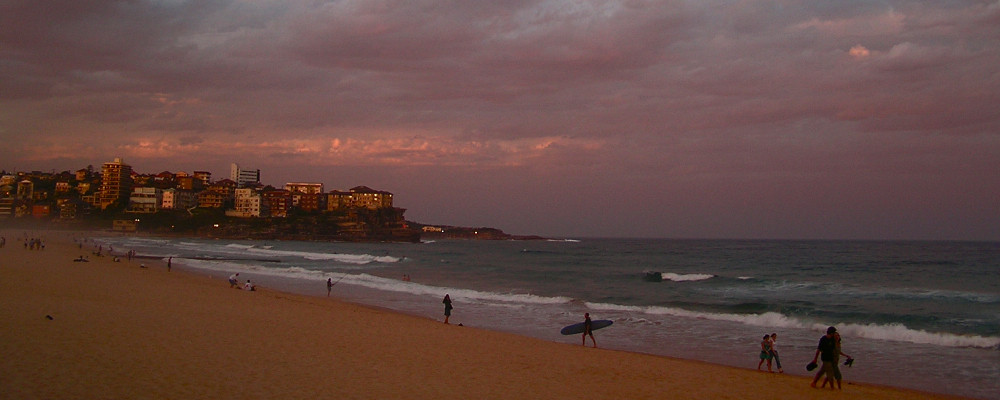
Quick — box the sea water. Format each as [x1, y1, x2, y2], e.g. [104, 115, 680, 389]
[93, 236, 1000, 399]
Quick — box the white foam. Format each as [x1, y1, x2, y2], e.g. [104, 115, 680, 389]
[583, 302, 1000, 349]
[831, 323, 1000, 349]
[344, 273, 574, 306]
[662, 273, 715, 282]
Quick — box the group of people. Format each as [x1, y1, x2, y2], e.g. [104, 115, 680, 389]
[348, 280, 855, 391]
[810, 326, 853, 390]
[23, 237, 44, 250]
[758, 333, 783, 373]
[228, 273, 255, 291]
[761, 326, 853, 389]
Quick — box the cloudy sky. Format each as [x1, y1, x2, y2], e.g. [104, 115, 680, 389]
[2, 0, 998, 240]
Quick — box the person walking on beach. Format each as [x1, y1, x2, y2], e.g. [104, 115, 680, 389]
[811, 326, 851, 389]
[758, 334, 773, 372]
[582, 313, 597, 348]
[327, 278, 333, 297]
[822, 331, 852, 389]
[443, 294, 453, 324]
[769, 333, 784, 373]
[229, 273, 240, 288]
[167, 257, 172, 272]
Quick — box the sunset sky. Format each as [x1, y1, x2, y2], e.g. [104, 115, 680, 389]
[2, 1, 998, 240]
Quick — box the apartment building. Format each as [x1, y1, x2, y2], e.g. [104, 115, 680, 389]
[230, 188, 267, 217]
[263, 190, 291, 217]
[128, 187, 162, 213]
[198, 191, 227, 208]
[230, 163, 260, 187]
[162, 188, 198, 210]
[16, 180, 33, 200]
[285, 182, 324, 194]
[349, 186, 393, 209]
[99, 157, 133, 210]
[326, 186, 394, 210]
[192, 170, 212, 186]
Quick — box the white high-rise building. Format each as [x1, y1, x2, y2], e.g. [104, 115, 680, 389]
[230, 163, 260, 186]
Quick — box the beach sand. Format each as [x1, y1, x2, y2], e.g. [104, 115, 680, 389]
[0, 229, 969, 399]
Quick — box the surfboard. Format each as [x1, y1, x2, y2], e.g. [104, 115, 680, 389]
[560, 319, 613, 335]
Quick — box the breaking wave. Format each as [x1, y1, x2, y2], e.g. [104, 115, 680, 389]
[583, 302, 1000, 349]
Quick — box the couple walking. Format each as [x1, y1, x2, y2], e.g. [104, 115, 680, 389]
[758, 333, 783, 373]
[811, 326, 853, 390]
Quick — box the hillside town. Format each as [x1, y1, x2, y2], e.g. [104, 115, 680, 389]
[0, 158, 422, 242]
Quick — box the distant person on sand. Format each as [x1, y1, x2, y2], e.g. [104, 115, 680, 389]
[758, 334, 773, 372]
[582, 313, 597, 347]
[167, 257, 172, 272]
[245, 279, 255, 291]
[229, 273, 240, 288]
[327, 278, 333, 296]
[443, 294, 453, 324]
[769, 333, 784, 373]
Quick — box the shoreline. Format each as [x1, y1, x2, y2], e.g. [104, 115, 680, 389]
[0, 229, 972, 399]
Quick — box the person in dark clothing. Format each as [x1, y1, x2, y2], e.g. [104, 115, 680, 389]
[582, 313, 597, 348]
[443, 294, 453, 324]
[810, 326, 851, 389]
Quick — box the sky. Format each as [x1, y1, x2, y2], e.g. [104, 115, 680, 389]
[2, 0, 999, 241]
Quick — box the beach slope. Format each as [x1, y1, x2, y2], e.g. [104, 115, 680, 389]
[0, 230, 968, 399]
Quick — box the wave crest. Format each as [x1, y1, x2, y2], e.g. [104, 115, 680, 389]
[582, 302, 1000, 348]
[662, 273, 715, 282]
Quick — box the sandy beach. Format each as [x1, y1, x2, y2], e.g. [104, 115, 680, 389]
[0, 229, 970, 400]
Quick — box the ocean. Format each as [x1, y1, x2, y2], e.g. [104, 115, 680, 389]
[93, 236, 1000, 399]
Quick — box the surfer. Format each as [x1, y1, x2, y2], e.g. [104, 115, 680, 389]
[582, 313, 597, 348]
[443, 294, 453, 324]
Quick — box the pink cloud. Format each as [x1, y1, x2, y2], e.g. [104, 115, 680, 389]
[2, 0, 998, 240]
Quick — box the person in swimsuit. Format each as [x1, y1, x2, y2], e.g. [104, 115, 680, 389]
[327, 278, 333, 297]
[582, 313, 597, 348]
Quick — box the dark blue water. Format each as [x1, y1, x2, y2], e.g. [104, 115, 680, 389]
[96, 237, 1000, 399]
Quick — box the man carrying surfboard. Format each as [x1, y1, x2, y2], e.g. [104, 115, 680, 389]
[582, 313, 597, 348]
